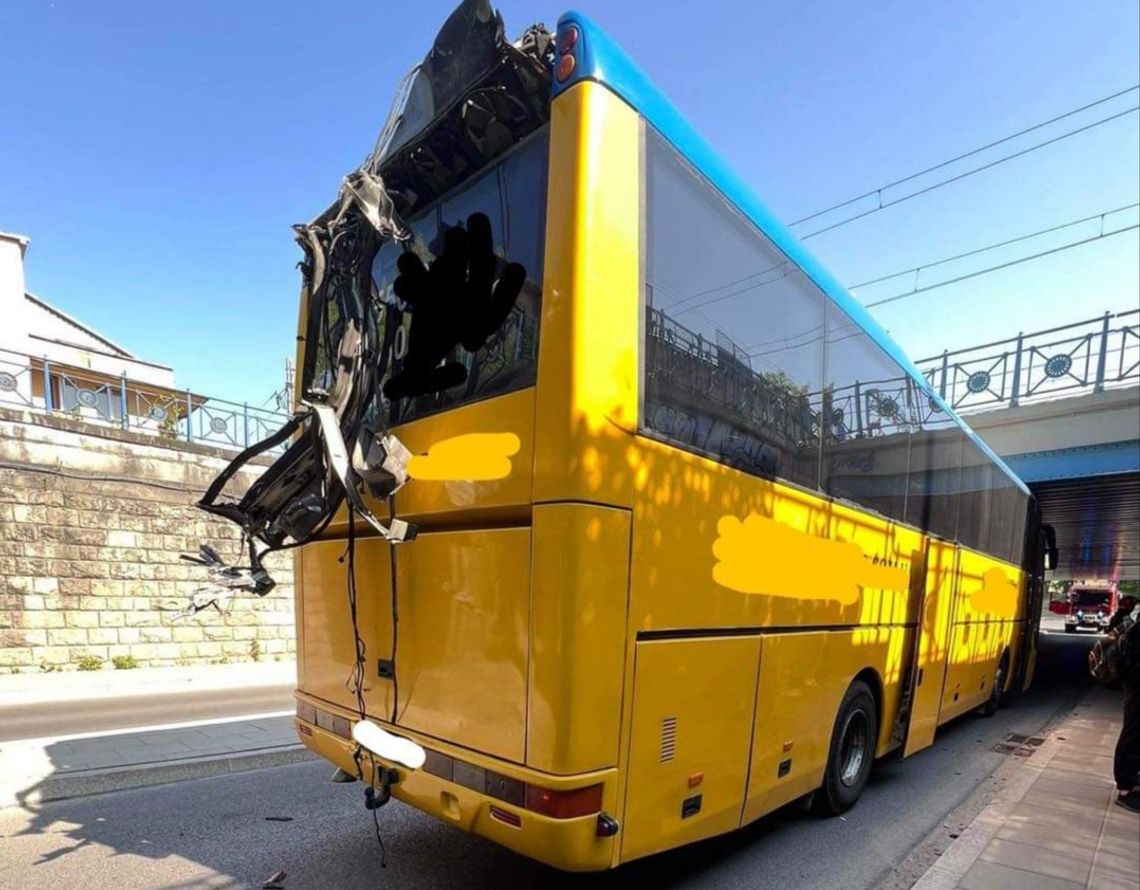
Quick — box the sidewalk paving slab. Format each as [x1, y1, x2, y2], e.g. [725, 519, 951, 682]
[911, 684, 1140, 890]
[1, 713, 311, 810]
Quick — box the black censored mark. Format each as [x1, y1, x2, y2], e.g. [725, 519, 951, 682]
[383, 212, 525, 400]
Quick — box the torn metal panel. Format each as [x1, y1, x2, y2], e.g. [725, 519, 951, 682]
[179, 0, 552, 610]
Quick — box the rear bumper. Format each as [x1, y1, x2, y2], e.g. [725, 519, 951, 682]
[293, 694, 620, 871]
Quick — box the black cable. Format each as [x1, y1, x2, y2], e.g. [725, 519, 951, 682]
[789, 85, 1140, 227]
[340, 503, 367, 746]
[387, 493, 400, 725]
[339, 504, 389, 866]
[367, 752, 388, 869]
[799, 106, 1138, 240]
[863, 223, 1139, 309]
[850, 202, 1140, 290]
[0, 457, 211, 494]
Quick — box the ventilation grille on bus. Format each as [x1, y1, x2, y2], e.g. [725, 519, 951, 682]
[660, 716, 677, 763]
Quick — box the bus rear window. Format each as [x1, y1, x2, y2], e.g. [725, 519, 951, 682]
[372, 128, 548, 425]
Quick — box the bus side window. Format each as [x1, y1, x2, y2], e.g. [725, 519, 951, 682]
[819, 306, 911, 522]
[641, 128, 825, 490]
[957, 443, 996, 554]
[906, 416, 963, 542]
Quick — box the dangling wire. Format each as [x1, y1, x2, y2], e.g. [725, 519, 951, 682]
[341, 504, 368, 730]
[366, 752, 388, 868]
[339, 503, 388, 866]
[388, 493, 400, 725]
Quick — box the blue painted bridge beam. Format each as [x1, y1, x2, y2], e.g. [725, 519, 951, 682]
[1002, 440, 1140, 484]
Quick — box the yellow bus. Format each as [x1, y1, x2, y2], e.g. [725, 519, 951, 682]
[197, 1, 1056, 872]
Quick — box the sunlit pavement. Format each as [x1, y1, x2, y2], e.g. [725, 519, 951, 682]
[911, 684, 1138, 890]
[0, 634, 1105, 890]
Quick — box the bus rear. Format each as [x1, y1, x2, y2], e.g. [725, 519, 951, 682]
[278, 2, 627, 871]
[192, 0, 1047, 873]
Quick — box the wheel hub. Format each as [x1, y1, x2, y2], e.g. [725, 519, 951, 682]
[838, 709, 869, 787]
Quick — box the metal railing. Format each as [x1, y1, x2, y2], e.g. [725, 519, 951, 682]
[0, 345, 290, 454]
[916, 309, 1139, 414]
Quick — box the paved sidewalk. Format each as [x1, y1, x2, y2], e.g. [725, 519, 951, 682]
[912, 685, 1139, 890]
[0, 662, 309, 810]
[1, 712, 310, 810]
[0, 660, 295, 706]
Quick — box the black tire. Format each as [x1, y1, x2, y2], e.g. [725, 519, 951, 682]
[979, 651, 1010, 717]
[814, 679, 878, 816]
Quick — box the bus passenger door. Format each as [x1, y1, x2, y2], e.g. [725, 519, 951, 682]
[903, 540, 958, 756]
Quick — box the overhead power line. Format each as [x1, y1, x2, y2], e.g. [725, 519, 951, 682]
[667, 203, 1140, 321]
[788, 85, 1140, 238]
[737, 204, 1140, 354]
[799, 107, 1138, 239]
[863, 223, 1140, 309]
[850, 202, 1140, 290]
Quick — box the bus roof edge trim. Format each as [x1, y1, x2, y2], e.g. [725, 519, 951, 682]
[554, 9, 1029, 496]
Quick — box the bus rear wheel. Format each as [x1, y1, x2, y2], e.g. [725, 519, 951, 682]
[814, 679, 878, 816]
[980, 651, 1010, 717]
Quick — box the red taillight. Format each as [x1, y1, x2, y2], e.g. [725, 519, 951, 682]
[557, 25, 579, 55]
[524, 783, 603, 819]
[556, 53, 576, 83]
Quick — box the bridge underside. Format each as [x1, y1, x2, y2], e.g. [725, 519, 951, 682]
[1001, 440, 1139, 581]
[1029, 472, 1139, 581]
[967, 387, 1139, 582]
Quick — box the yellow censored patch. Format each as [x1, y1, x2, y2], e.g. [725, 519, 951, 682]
[712, 513, 909, 604]
[407, 433, 521, 482]
[969, 568, 1018, 618]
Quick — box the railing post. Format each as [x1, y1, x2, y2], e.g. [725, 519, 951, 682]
[185, 389, 193, 442]
[854, 381, 864, 437]
[1094, 311, 1110, 393]
[42, 358, 53, 413]
[939, 351, 949, 400]
[1009, 333, 1024, 408]
[243, 402, 250, 447]
[119, 372, 129, 430]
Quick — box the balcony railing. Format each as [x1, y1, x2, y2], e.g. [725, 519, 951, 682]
[0, 346, 291, 454]
[915, 309, 1139, 414]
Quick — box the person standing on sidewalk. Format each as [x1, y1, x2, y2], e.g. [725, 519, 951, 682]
[1108, 596, 1140, 812]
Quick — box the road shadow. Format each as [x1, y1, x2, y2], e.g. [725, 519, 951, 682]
[0, 633, 1102, 889]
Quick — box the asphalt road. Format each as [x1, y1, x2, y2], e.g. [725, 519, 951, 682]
[0, 632, 1099, 890]
[0, 685, 295, 742]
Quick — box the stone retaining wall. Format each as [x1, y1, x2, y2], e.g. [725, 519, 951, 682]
[0, 408, 295, 673]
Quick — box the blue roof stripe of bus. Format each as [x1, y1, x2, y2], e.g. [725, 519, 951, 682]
[554, 10, 1030, 497]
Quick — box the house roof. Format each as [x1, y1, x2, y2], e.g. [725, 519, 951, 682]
[24, 292, 136, 358]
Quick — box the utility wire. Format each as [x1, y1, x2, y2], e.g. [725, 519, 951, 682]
[661, 94, 1140, 314]
[670, 196, 1140, 317]
[798, 106, 1139, 239]
[863, 223, 1140, 309]
[789, 84, 1139, 229]
[850, 202, 1140, 290]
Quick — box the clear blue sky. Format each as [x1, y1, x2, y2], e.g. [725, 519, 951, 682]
[2, 1, 1137, 408]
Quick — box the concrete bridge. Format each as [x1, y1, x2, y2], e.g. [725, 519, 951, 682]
[919, 310, 1139, 580]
